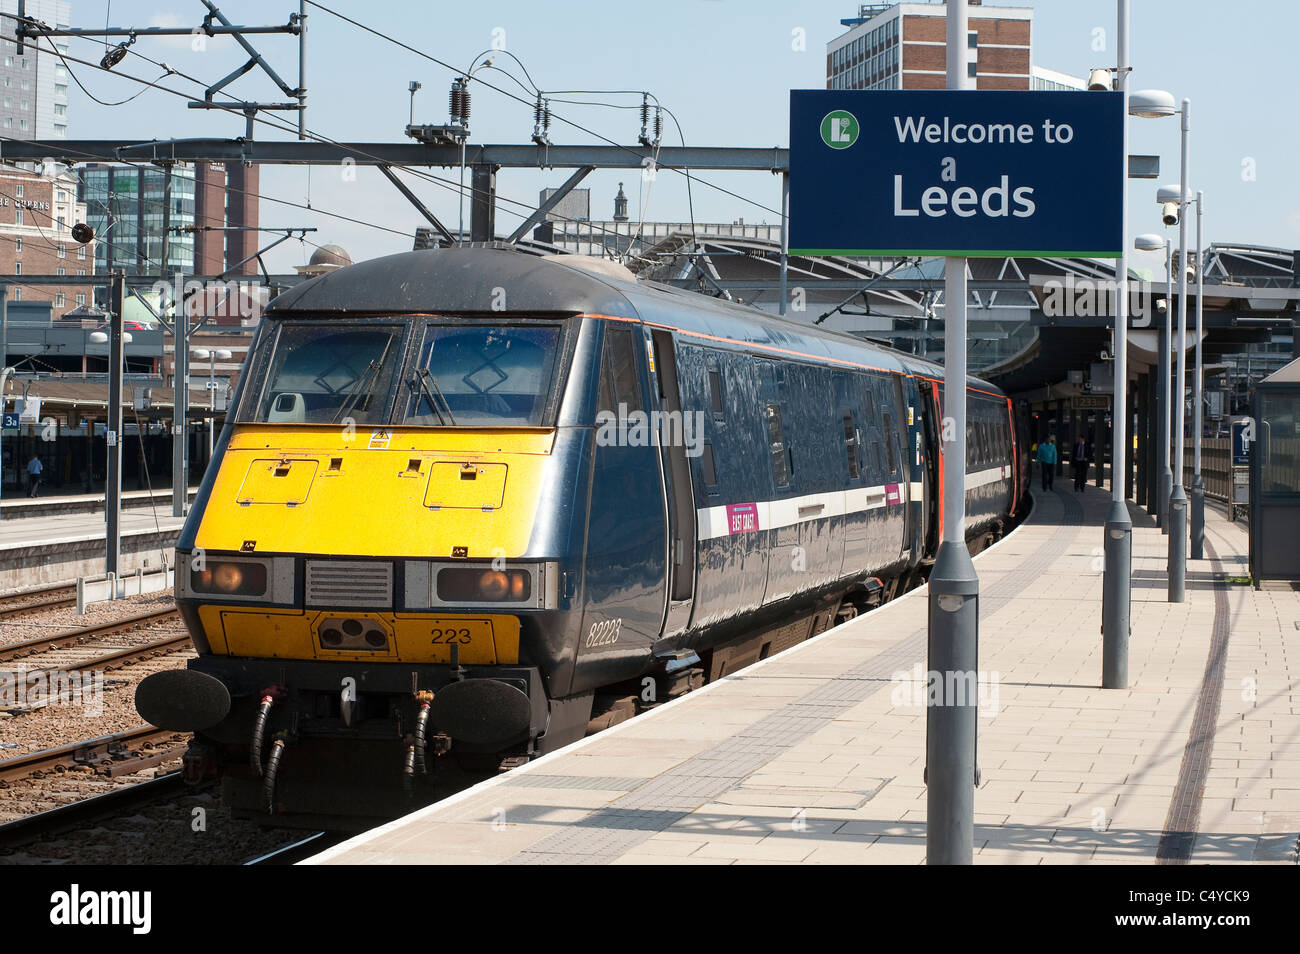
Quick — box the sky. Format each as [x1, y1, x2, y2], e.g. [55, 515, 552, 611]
[43, 0, 1300, 277]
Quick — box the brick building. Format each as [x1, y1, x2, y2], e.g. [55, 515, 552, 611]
[827, 1, 1086, 92]
[0, 163, 93, 318]
[194, 161, 261, 276]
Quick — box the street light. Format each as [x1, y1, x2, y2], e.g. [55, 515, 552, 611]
[1190, 190, 1206, 560]
[1098, 37, 1176, 689]
[1135, 232, 1172, 534]
[1157, 98, 1192, 604]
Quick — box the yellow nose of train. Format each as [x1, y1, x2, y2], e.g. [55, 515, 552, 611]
[183, 423, 554, 665]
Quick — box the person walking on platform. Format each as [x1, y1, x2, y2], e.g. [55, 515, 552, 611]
[1037, 436, 1057, 491]
[1073, 434, 1089, 492]
[26, 452, 42, 497]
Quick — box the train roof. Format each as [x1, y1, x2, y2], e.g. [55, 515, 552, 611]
[267, 246, 1001, 394]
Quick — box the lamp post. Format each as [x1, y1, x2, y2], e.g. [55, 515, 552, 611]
[1128, 90, 1176, 536]
[89, 277, 130, 575]
[1158, 102, 1192, 603]
[1190, 190, 1206, 560]
[191, 347, 232, 457]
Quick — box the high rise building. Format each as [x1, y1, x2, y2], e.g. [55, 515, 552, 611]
[827, 2, 1085, 92]
[77, 163, 196, 280]
[0, 0, 71, 139]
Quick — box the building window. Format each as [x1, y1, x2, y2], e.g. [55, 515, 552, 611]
[13, 262, 19, 275]
[14, 237, 20, 253]
[57, 267, 65, 276]
[77, 268, 85, 275]
[3, 56, 10, 67]
[56, 216, 64, 230]
[16, 184, 23, 198]
[12, 288, 19, 300]
[968, 32, 978, 48]
[76, 293, 85, 307]
[15, 209, 22, 225]
[55, 292, 65, 307]
[77, 245, 85, 260]
[58, 242, 66, 258]
[968, 62, 977, 78]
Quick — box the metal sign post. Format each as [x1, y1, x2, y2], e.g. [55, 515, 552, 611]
[1102, 0, 1133, 688]
[787, 0, 1122, 866]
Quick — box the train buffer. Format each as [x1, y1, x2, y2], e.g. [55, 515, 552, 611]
[305, 489, 1299, 865]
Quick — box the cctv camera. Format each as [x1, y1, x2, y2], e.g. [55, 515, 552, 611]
[1161, 202, 1179, 226]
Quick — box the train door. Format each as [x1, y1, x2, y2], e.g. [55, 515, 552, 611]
[893, 374, 912, 561]
[918, 379, 941, 559]
[574, 322, 668, 693]
[650, 329, 696, 639]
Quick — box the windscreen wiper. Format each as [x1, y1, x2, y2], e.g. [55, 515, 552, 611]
[331, 359, 381, 425]
[415, 367, 457, 426]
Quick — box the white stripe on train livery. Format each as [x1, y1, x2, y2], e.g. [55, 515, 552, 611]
[696, 465, 1009, 541]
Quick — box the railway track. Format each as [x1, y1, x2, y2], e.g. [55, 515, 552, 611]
[0, 584, 77, 622]
[0, 772, 185, 851]
[0, 606, 183, 666]
[0, 725, 188, 783]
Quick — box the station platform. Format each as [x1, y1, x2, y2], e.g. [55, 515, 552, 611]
[0, 487, 197, 521]
[307, 486, 1300, 866]
[0, 503, 186, 589]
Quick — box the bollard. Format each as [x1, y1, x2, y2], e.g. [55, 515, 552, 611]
[1102, 499, 1132, 688]
[1168, 486, 1187, 602]
[1190, 475, 1205, 560]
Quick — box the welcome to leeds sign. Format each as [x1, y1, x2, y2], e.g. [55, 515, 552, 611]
[789, 90, 1124, 258]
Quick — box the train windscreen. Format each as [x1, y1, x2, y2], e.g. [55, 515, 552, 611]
[403, 322, 563, 427]
[252, 323, 402, 425]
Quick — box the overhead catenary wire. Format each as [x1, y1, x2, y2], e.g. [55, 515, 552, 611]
[2, 20, 725, 275]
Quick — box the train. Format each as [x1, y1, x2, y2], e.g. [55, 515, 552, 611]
[136, 245, 1029, 828]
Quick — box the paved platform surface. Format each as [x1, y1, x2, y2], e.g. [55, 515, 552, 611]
[0, 508, 186, 551]
[309, 488, 1300, 865]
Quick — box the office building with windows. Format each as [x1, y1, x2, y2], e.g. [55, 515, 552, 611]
[827, 1, 1085, 92]
[0, 0, 71, 139]
[78, 163, 196, 283]
[0, 162, 92, 318]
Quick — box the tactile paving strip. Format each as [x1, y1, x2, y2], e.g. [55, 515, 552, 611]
[504, 490, 1087, 864]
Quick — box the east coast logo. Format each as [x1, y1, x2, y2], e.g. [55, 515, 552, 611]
[820, 109, 859, 149]
[49, 884, 151, 935]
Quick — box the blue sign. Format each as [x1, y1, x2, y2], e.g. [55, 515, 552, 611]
[1, 413, 17, 429]
[789, 90, 1124, 258]
[1232, 418, 1253, 466]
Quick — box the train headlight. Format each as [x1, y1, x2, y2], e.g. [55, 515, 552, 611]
[436, 567, 532, 603]
[190, 560, 268, 597]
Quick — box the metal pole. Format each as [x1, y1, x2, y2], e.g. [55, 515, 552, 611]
[107, 272, 125, 574]
[1168, 100, 1190, 603]
[0, 285, 6, 521]
[209, 354, 216, 456]
[1158, 242, 1172, 530]
[1190, 190, 1205, 560]
[173, 294, 188, 517]
[926, 0, 977, 867]
[297, 0, 307, 141]
[1102, 0, 1132, 689]
[779, 172, 789, 317]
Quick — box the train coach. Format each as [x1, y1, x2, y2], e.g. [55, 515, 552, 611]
[136, 245, 1027, 827]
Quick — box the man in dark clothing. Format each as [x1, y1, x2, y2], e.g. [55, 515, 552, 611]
[1073, 435, 1088, 491]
